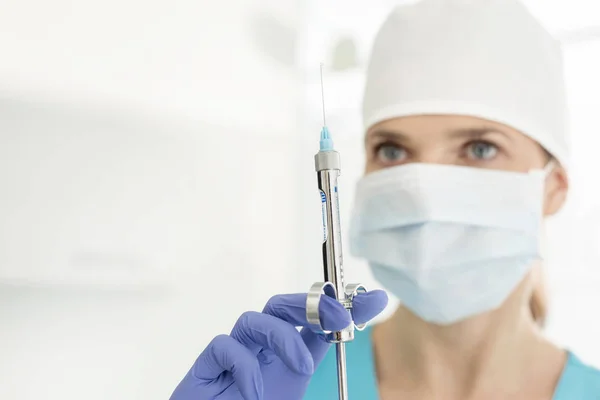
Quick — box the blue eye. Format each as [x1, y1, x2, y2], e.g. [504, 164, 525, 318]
[377, 143, 407, 163]
[467, 141, 498, 160]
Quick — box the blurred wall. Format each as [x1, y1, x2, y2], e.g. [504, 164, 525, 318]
[0, 0, 307, 399]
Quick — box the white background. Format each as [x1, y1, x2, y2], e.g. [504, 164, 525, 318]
[0, 0, 599, 399]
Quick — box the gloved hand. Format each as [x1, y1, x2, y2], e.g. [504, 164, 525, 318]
[169, 290, 388, 400]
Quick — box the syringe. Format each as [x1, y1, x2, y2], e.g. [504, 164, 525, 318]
[306, 64, 367, 400]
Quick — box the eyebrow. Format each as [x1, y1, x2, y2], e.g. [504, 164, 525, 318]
[366, 129, 411, 145]
[447, 127, 513, 141]
[366, 126, 513, 144]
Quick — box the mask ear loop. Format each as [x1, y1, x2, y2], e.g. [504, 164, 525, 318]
[534, 161, 554, 298]
[537, 160, 558, 261]
[529, 161, 555, 177]
[543, 161, 555, 177]
[531, 161, 554, 258]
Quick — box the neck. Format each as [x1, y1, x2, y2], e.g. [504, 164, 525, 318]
[373, 284, 565, 398]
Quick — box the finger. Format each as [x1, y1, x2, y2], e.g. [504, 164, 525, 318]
[261, 293, 351, 367]
[299, 327, 331, 366]
[351, 290, 388, 325]
[171, 334, 262, 400]
[230, 311, 315, 376]
[262, 293, 351, 332]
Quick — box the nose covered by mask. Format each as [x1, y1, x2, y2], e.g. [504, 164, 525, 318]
[348, 163, 550, 325]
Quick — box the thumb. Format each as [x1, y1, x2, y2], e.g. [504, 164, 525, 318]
[301, 290, 388, 367]
[351, 290, 388, 325]
[300, 294, 351, 366]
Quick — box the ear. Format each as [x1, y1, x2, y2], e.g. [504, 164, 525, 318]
[543, 164, 568, 216]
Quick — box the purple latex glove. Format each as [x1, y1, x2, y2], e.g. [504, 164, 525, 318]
[169, 290, 388, 400]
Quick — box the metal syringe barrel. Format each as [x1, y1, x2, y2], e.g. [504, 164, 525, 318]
[314, 150, 354, 343]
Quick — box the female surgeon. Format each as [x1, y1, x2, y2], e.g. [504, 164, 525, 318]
[170, 0, 600, 399]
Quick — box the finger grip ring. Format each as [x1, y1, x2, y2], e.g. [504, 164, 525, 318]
[306, 282, 337, 333]
[345, 283, 368, 331]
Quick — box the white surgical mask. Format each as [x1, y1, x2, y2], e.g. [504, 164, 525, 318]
[348, 163, 551, 325]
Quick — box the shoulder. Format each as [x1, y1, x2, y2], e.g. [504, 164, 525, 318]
[555, 351, 600, 399]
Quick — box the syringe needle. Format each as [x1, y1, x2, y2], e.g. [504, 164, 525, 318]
[320, 63, 327, 127]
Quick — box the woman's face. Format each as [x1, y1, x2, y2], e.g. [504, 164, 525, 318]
[364, 115, 568, 216]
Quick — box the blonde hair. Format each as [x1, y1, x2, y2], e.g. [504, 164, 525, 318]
[530, 283, 547, 327]
[529, 263, 548, 327]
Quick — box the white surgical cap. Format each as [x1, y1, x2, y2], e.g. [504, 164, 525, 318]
[362, 0, 569, 168]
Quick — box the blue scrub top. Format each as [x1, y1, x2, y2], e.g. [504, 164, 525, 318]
[305, 326, 600, 399]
